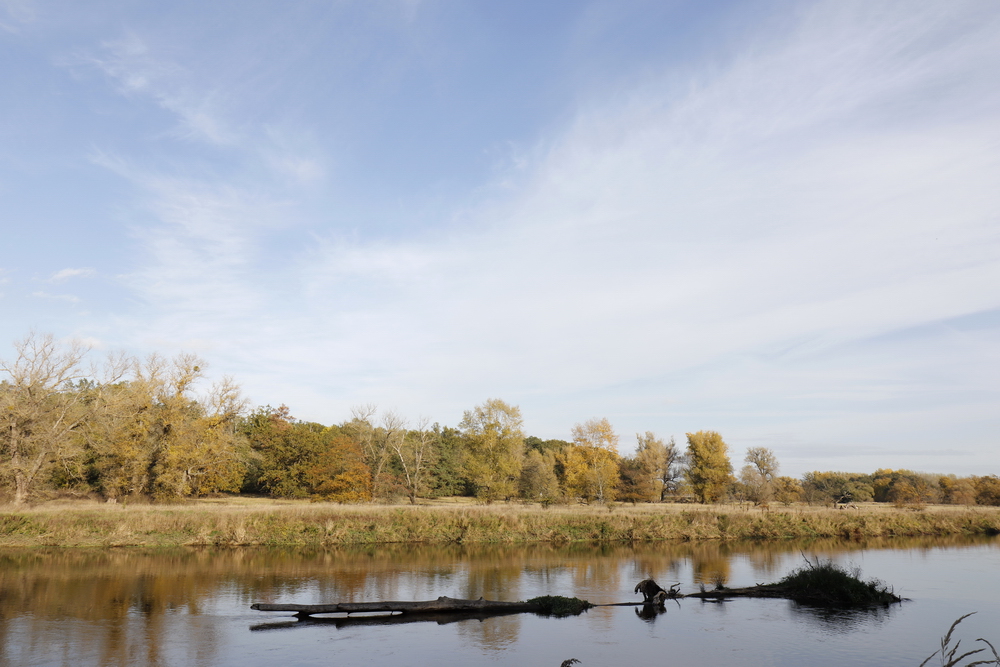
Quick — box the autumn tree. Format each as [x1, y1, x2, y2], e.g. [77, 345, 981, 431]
[459, 398, 525, 502]
[306, 433, 372, 502]
[939, 475, 977, 505]
[345, 405, 406, 500]
[147, 357, 249, 499]
[739, 447, 779, 505]
[81, 362, 162, 499]
[684, 431, 733, 504]
[774, 476, 803, 505]
[563, 418, 621, 503]
[632, 432, 684, 502]
[0, 333, 122, 504]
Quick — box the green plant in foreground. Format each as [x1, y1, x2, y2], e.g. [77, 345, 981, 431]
[921, 614, 1000, 667]
[778, 556, 901, 607]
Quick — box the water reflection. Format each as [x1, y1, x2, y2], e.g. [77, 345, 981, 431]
[0, 534, 995, 666]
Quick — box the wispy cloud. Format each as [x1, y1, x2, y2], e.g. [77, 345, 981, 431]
[0, 0, 34, 33]
[59, 0, 999, 474]
[48, 267, 95, 283]
[270, 0, 1000, 460]
[32, 291, 81, 303]
[83, 32, 238, 146]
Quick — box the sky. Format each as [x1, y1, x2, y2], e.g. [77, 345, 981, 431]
[2, 0, 998, 477]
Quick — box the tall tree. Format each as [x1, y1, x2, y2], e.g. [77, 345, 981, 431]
[739, 446, 779, 505]
[147, 356, 249, 499]
[391, 418, 437, 504]
[518, 449, 560, 502]
[685, 431, 733, 503]
[345, 405, 406, 500]
[633, 432, 684, 502]
[563, 418, 621, 502]
[459, 398, 525, 502]
[0, 333, 117, 504]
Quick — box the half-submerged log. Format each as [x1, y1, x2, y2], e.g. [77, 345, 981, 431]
[251, 595, 591, 618]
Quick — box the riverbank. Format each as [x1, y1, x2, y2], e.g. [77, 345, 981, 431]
[2, 499, 999, 547]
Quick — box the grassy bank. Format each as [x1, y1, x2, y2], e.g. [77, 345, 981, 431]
[2, 500, 999, 547]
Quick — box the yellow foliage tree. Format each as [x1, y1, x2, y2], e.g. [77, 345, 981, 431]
[563, 418, 621, 502]
[459, 398, 525, 502]
[307, 434, 373, 502]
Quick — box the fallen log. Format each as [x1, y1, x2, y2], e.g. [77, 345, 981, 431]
[251, 595, 589, 618]
[250, 608, 530, 632]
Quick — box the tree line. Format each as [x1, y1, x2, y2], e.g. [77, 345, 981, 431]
[2, 333, 999, 507]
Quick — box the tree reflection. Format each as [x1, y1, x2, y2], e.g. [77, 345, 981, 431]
[0, 533, 991, 664]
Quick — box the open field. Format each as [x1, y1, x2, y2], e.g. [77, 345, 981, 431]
[2, 497, 998, 547]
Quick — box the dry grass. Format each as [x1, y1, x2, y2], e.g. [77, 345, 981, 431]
[1, 498, 997, 547]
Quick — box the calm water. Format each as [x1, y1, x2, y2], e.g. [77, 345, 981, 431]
[1, 536, 998, 666]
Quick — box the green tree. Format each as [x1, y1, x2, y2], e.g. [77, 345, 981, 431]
[801, 471, 873, 505]
[240, 405, 332, 497]
[459, 398, 525, 502]
[684, 431, 733, 503]
[518, 449, 560, 502]
[427, 424, 470, 497]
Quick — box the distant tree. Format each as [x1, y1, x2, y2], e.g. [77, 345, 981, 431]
[427, 424, 469, 497]
[801, 471, 874, 505]
[774, 476, 803, 505]
[684, 431, 733, 504]
[1, 334, 87, 503]
[563, 418, 621, 502]
[518, 449, 560, 502]
[974, 475, 1000, 506]
[459, 399, 525, 502]
[345, 406, 406, 500]
[739, 447, 779, 505]
[939, 475, 977, 505]
[241, 406, 330, 497]
[391, 418, 437, 504]
[524, 436, 571, 456]
[306, 433, 372, 502]
[147, 357, 249, 499]
[629, 432, 684, 502]
[615, 455, 649, 504]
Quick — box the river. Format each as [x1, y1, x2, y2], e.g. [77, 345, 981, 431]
[1, 535, 997, 666]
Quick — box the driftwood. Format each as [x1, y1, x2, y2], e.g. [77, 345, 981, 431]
[251, 596, 545, 618]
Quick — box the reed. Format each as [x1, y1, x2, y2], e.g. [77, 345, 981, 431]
[0, 501, 998, 547]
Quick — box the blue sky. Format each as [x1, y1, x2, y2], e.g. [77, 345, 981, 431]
[2, 0, 998, 477]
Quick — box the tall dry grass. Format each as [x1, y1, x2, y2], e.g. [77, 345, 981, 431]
[1, 500, 997, 547]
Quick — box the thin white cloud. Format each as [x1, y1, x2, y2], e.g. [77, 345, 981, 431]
[32, 291, 81, 303]
[48, 267, 96, 283]
[0, 0, 34, 33]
